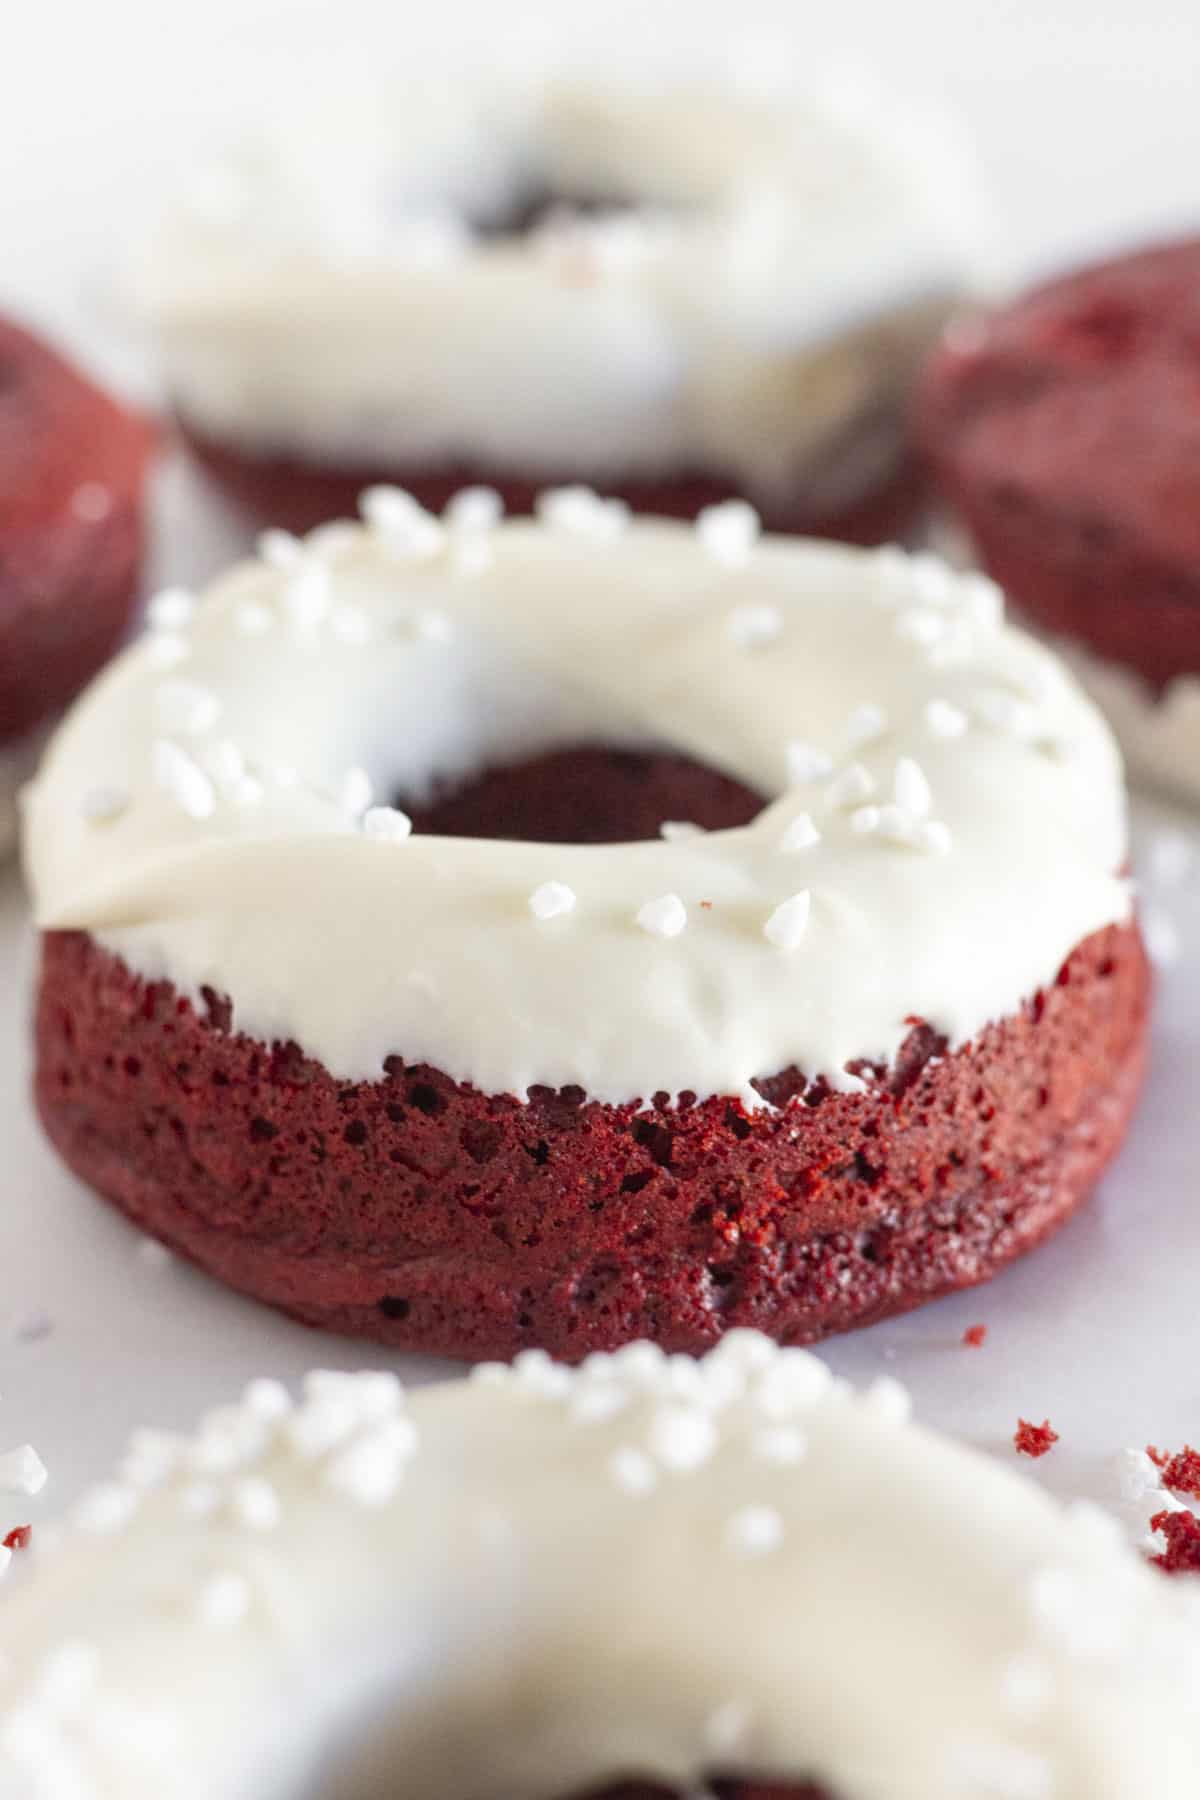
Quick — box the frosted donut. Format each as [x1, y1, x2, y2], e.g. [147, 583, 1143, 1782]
[24, 497, 1146, 1358]
[0, 317, 154, 857]
[2, 1333, 1199, 1799]
[136, 74, 978, 541]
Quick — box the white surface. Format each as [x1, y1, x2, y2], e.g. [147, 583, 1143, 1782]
[2, 0, 1200, 1538]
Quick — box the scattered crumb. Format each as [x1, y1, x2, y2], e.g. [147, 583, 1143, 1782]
[2, 1526, 30, 1553]
[963, 1323, 988, 1348]
[1150, 1508, 1200, 1575]
[1015, 1418, 1059, 1458]
[699, 900, 713, 910]
[1147, 1445, 1200, 1498]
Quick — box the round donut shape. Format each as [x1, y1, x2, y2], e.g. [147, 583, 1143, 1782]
[140, 77, 977, 542]
[917, 237, 1200, 805]
[24, 498, 1144, 1359]
[0, 317, 155, 851]
[2, 1335, 1199, 1799]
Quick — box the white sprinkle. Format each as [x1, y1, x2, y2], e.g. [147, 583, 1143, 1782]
[74, 1481, 137, 1534]
[710, 1329, 778, 1376]
[752, 1423, 808, 1465]
[330, 604, 371, 646]
[444, 486, 503, 532]
[569, 1383, 630, 1425]
[283, 564, 331, 634]
[724, 1503, 783, 1557]
[152, 739, 216, 820]
[850, 805, 881, 835]
[257, 528, 305, 569]
[754, 1352, 831, 1415]
[727, 603, 782, 649]
[1142, 905, 1180, 969]
[155, 679, 221, 737]
[763, 891, 811, 951]
[146, 587, 195, 633]
[785, 741, 834, 785]
[536, 486, 629, 541]
[696, 499, 761, 566]
[896, 608, 946, 647]
[875, 803, 918, 844]
[637, 893, 687, 938]
[145, 632, 190, 669]
[863, 1374, 912, 1425]
[647, 1404, 718, 1472]
[325, 1422, 415, 1507]
[363, 806, 413, 843]
[660, 819, 703, 842]
[81, 785, 129, 824]
[893, 757, 933, 818]
[230, 1477, 281, 1532]
[844, 703, 888, 748]
[286, 1397, 360, 1461]
[826, 763, 875, 809]
[234, 600, 273, 636]
[70, 481, 113, 522]
[198, 1571, 250, 1628]
[961, 571, 1005, 629]
[529, 880, 577, 921]
[363, 486, 447, 554]
[120, 1429, 182, 1490]
[924, 697, 969, 739]
[778, 812, 820, 853]
[0, 1444, 47, 1497]
[178, 1482, 220, 1519]
[704, 1698, 753, 1756]
[304, 521, 361, 561]
[608, 1446, 658, 1495]
[242, 1378, 292, 1423]
[974, 689, 1037, 738]
[341, 767, 373, 818]
[136, 1236, 172, 1269]
[511, 1349, 573, 1400]
[915, 819, 953, 856]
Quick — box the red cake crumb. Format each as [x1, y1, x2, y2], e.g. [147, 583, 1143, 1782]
[2, 1525, 31, 1552]
[1145, 1446, 1200, 1498]
[963, 1323, 987, 1347]
[1149, 1508, 1200, 1576]
[1014, 1418, 1059, 1458]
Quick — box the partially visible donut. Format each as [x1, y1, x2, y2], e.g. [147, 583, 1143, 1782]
[24, 498, 1145, 1358]
[917, 238, 1200, 804]
[0, 318, 155, 852]
[137, 75, 979, 541]
[1, 1334, 1198, 1799]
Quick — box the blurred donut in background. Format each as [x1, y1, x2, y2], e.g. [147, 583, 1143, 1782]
[137, 74, 980, 543]
[918, 237, 1200, 806]
[0, 317, 155, 857]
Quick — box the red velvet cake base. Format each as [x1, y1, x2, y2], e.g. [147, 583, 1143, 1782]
[35, 913, 1148, 1360]
[0, 318, 155, 744]
[180, 421, 925, 549]
[917, 239, 1200, 694]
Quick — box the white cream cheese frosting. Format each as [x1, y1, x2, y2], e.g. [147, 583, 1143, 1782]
[2, 1333, 1199, 1800]
[137, 76, 978, 503]
[23, 496, 1130, 1109]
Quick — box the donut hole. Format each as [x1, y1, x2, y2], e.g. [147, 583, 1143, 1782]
[401, 745, 765, 846]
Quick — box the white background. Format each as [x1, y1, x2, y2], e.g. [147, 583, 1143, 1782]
[1, 0, 1199, 1527]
